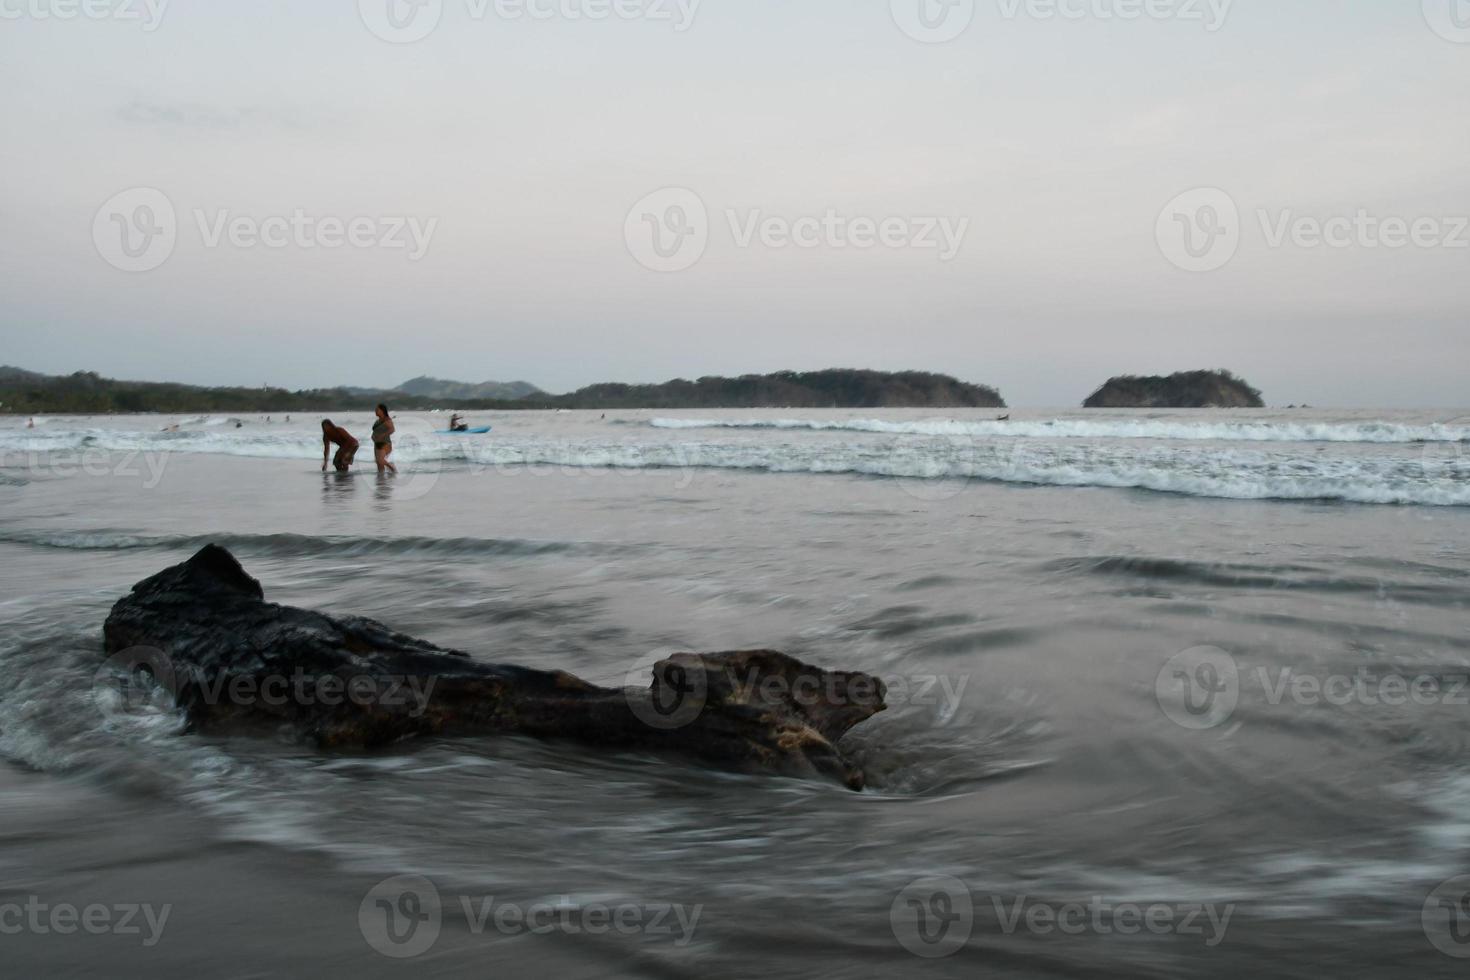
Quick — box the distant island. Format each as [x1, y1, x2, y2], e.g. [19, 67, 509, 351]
[1083, 370, 1264, 409]
[0, 367, 1004, 414]
[549, 370, 1004, 410]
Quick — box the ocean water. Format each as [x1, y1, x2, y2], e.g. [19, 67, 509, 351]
[2, 407, 1469, 977]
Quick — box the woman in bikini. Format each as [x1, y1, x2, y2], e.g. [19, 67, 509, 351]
[372, 404, 397, 475]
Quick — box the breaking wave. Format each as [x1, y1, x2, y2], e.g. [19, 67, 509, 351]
[4, 419, 1468, 507]
[649, 417, 1470, 443]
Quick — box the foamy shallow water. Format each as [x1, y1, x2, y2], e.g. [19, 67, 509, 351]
[2, 409, 1469, 977]
[4, 406, 1469, 507]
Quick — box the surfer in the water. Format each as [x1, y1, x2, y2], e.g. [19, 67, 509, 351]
[372, 404, 397, 475]
[321, 419, 359, 472]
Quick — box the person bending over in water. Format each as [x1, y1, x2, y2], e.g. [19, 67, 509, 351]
[321, 419, 359, 472]
[372, 404, 397, 475]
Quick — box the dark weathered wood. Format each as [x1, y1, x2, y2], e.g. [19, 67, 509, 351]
[102, 546, 885, 789]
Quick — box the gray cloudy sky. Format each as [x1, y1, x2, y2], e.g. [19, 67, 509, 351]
[2, 0, 1467, 406]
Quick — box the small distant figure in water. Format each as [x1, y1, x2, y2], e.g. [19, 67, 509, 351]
[321, 419, 359, 472]
[26, 418, 35, 429]
[996, 414, 1011, 422]
[372, 404, 397, 475]
[449, 412, 468, 433]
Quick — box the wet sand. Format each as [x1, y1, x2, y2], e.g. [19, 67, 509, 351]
[0, 763, 626, 979]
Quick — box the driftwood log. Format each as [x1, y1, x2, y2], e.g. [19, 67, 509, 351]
[101, 546, 885, 789]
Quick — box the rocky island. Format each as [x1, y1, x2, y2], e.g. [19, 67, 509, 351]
[1083, 370, 1264, 409]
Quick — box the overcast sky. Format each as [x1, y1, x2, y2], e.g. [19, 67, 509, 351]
[2, 0, 1467, 406]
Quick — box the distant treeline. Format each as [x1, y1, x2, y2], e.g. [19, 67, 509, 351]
[2, 365, 1267, 413]
[546, 370, 1006, 409]
[0, 367, 1006, 414]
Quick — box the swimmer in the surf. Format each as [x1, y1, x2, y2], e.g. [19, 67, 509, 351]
[372, 404, 397, 475]
[321, 419, 359, 472]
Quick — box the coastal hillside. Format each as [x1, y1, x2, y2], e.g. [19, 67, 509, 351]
[394, 376, 543, 401]
[1083, 370, 1264, 409]
[0, 367, 1003, 413]
[554, 370, 1005, 409]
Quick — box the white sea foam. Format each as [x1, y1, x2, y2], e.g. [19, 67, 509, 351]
[3, 420, 1467, 506]
[650, 416, 1470, 443]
